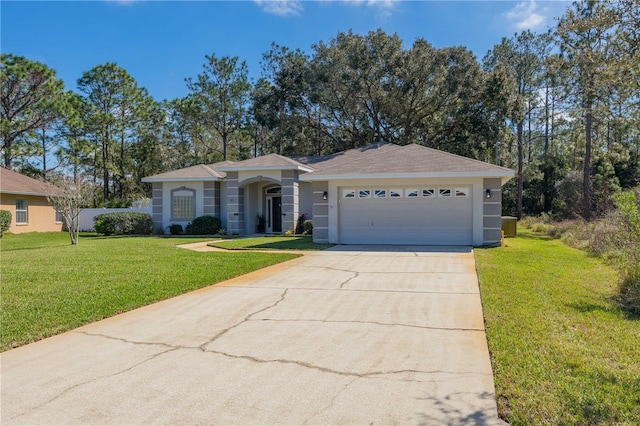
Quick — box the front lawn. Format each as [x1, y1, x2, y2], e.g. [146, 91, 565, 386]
[0, 232, 299, 352]
[475, 229, 640, 425]
[209, 236, 334, 251]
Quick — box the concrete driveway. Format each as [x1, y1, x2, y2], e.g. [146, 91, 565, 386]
[1, 246, 502, 425]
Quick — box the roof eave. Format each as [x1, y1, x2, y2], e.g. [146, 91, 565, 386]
[300, 171, 515, 182]
[141, 176, 223, 183]
[217, 165, 314, 173]
[0, 190, 53, 197]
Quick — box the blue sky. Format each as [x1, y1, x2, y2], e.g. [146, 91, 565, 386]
[1, 1, 570, 101]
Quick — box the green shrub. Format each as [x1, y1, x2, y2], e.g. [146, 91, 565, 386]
[185, 215, 221, 235]
[619, 266, 640, 313]
[169, 224, 183, 235]
[302, 219, 313, 235]
[0, 210, 12, 237]
[93, 212, 154, 236]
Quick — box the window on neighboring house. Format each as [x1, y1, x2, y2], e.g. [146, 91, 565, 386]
[55, 209, 64, 223]
[16, 199, 28, 224]
[171, 188, 195, 220]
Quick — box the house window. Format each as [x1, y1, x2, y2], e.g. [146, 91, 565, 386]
[455, 187, 470, 197]
[438, 188, 452, 197]
[55, 209, 64, 223]
[343, 189, 356, 198]
[422, 188, 435, 197]
[406, 189, 419, 198]
[171, 188, 195, 220]
[389, 189, 402, 198]
[374, 189, 386, 198]
[358, 189, 371, 198]
[15, 199, 27, 224]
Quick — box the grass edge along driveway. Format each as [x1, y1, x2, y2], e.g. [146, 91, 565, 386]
[475, 228, 640, 425]
[1, 233, 299, 352]
[208, 236, 335, 251]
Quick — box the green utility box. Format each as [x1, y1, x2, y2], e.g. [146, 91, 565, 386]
[501, 216, 517, 237]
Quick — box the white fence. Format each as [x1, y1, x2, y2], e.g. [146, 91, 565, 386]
[79, 208, 153, 232]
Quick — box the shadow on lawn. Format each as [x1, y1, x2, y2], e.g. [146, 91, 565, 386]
[566, 300, 640, 321]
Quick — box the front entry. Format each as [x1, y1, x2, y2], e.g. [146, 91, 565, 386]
[265, 187, 282, 233]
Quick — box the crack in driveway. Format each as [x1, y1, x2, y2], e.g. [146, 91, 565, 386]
[198, 288, 289, 350]
[203, 348, 488, 381]
[8, 344, 179, 422]
[250, 318, 485, 332]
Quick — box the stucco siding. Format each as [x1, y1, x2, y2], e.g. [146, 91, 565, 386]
[0, 194, 62, 234]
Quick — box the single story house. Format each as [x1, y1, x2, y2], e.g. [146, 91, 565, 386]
[142, 143, 514, 246]
[0, 167, 63, 234]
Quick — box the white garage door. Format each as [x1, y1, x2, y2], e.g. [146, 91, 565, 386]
[338, 186, 473, 245]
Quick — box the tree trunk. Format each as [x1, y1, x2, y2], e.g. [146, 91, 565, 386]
[584, 108, 592, 221]
[517, 119, 524, 219]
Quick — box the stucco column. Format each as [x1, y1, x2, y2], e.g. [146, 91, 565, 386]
[482, 177, 503, 246]
[311, 181, 329, 242]
[281, 170, 299, 233]
[225, 172, 244, 235]
[152, 182, 163, 232]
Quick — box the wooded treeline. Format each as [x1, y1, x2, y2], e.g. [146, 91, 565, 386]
[1, 0, 638, 219]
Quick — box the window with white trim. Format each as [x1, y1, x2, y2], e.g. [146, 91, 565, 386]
[343, 189, 356, 198]
[406, 189, 419, 198]
[374, 189, 387, 198]
[438, 188, 452, 197]
[15, 199, 28, 224]
[389, 189, 402, 198]
[422, 188, 435, 197]
[55, 209, 64, 223]
[171, 188, 195, 220]
[358, 189, 371, 198]
[455, 187, 470, 197]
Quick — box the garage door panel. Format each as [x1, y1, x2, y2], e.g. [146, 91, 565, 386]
[338, 188, 472, 245]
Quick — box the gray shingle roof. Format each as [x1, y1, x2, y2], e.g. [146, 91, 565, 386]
[300, 143, 514, 178]
[0, 167, 61, 196]
[216, 153, 313, 171]
[142, 161, 233, 182]
[141, 143, 514, 182]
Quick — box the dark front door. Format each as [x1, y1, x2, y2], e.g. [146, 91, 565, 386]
[272, 196, 282, 232]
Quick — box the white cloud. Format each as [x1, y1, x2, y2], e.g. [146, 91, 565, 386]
[254, 0, 303, 17]
[504, 0, 547, 30]
[342, 0, 399, 19]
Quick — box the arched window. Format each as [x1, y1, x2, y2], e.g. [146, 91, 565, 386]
[171, 187, 195, 220]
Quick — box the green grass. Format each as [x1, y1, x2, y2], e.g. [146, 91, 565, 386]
[209, 236, 335, 251]
[475, 229, 640, 425]
[0, 232, 299, 352]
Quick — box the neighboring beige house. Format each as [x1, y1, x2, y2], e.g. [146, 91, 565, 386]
[0, 167, 63, 234]
[144, 143, 515, 246]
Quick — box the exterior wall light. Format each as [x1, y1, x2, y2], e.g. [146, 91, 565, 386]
[322, 191, 328, 200]
[486, 189, 492, 199]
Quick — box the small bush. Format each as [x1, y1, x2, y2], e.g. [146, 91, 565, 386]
[0, 210, 12, 237]
[296, 213, 307, 235]
[93, 212, 154, 236]
[619, 267, 640, 313]
[169, 224, 183, 235]
[185, 215, 221, 235]
[302, 220, 313, 235]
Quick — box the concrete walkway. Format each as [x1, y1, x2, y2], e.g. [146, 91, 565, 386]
[1, 246, 503, 425]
